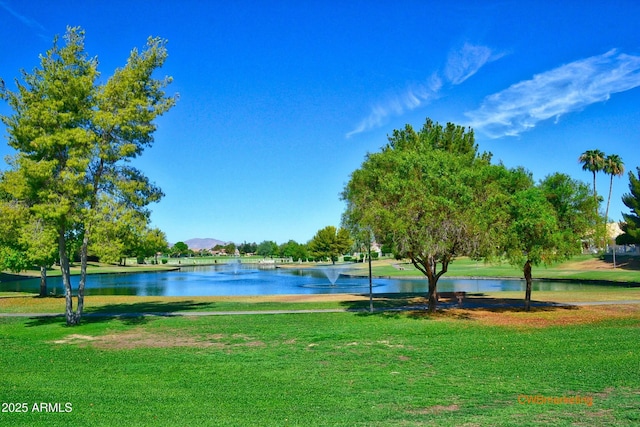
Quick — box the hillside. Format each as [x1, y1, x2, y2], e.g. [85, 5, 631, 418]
[184, 238, 228, 250]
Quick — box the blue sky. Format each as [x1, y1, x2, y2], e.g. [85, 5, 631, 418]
[1, 1, 639, 245]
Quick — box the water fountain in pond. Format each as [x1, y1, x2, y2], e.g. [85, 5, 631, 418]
[320, 265, 347, 286]
[222, 258, 243, 275]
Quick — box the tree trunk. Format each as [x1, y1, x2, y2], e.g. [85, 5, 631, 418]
[427, 274, 438, 313]
[605, 174, 613, 223]
[524, 259, 532, 312]
[368, 245, 373, 313]
[75, 233, 90, 324]
[411, 255, 443, 313]
[59, 227, 78, 325]
[38, 265, 47, 297]
[592, 171, 598, 215]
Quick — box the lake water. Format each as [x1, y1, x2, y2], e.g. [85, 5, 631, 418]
[0, 264, 620, 296]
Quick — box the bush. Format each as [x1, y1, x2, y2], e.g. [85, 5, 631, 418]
[343, 256, 353, 262]
[161, 258, 168, 264]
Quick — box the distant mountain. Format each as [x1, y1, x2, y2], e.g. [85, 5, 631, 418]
[184, 238, 228, 250]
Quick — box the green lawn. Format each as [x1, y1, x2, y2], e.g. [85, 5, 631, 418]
[0, 308, 638, 426]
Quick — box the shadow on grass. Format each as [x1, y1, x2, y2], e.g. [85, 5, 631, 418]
[340, 292, 577, 319]
[600, 254, 640, 274]
[25, 300, 215, 327]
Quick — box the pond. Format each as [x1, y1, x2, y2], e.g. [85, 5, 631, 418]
[0, 264, 620, 296]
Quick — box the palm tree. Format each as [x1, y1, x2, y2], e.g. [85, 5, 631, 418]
[578, 149, 606, 215]
[603, 154, 625, 222]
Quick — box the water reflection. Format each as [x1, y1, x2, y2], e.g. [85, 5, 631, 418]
[0, 265, 624, 296]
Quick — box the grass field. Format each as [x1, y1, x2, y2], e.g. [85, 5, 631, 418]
[1, 304, 639, 426]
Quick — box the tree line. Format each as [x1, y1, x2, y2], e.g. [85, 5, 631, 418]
[168, 225, 353, 264]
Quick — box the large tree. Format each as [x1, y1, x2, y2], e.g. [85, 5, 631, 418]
[0, 27, 176, 325]
[342, 118, 506, 312]
[308, 226, 352, 264]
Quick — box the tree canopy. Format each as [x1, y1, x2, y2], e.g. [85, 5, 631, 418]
[308, 226, 352, 264]
[342, 118, 505, 311]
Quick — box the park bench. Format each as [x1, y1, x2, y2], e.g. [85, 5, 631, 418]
[436, 291, 466, 306]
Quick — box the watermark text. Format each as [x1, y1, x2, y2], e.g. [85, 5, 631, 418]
[517, 394, 593, 407]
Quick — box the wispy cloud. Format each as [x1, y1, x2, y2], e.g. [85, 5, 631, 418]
[347, 43, 502, 138]
[0, 1, 48, 41]
[445, 42, 504, 85]
[465, 49, 640, 138]
[346, 73, 442, 138]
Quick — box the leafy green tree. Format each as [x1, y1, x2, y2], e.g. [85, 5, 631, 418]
[0, 27, 175, 325]
[238, 241, 257, 255]
[308, 226, 353, 264]
[0, 174, 58, 296]
[539, 173, 597, 243]
[0, 190, 30, 273]
[504, 173, 597, 311]
[279, 240, 308, 261]
[89, 196, 146, 264]
[224, 242, 237, 257]
[504, 187, 559, 311]
[617, 167, 640, 245]
[257, 240, 278, 257]
[20, 218, 58, 295]
[89, 201, 166, 265]
[342, 119, 503, 312]
[140, 228, 169, 264]
[603, 154, 625, 222]
[171, 242, 190, 257]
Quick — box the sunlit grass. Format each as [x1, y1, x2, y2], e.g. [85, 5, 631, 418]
[0, 308, 638, 426]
